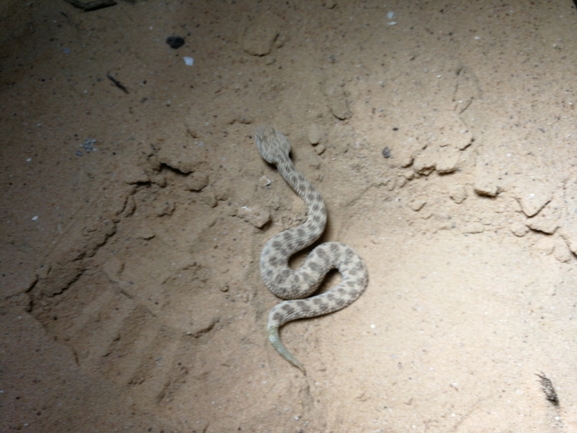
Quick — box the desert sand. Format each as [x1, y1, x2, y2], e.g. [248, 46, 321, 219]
[2, 1, 577, 432]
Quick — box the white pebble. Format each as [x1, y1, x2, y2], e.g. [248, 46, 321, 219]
[31, 215, 38, 221]
[183, 56, 194, 66]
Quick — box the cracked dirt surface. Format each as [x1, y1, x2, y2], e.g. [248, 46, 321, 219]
[2, 1, 577, 432]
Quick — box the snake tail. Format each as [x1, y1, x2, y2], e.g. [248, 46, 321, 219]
[267, 325, 306, 374]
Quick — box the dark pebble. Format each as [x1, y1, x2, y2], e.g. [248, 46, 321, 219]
[166, 36, 185, 49]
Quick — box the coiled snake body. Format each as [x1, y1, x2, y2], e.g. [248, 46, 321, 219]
[255, 126, 369, 373]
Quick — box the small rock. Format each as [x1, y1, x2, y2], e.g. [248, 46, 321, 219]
[37, 259, 84, 297]
[155, 200, 175, 216]
[307, 124, 323, 145]
[201, 191, 218, 208]
[185, 172, 209, 191]
[166, 36, 185, 49]
[259, 175, 272, 188]
[554, 239, 572, 263]
[385, 135, 418, 168]
[237, 206, 271, 228]
[403, 169, 415, 180]
[449, 185, 467, 204]
[392, 146, 414, 168]
[436, 145, 460, 174]
[156, 148, 196, 174]
[188, 314, 219, 338]
[474, 179, 500, 197]
[413, 146, 437, 175]
[510, 222, 529, 237]
[136, 226, 155, 240]
[473, 161, 501, 197]
[322, 80, 351, 120]
[242, 12, 280, 56]
[409, 198, 426, 211]
[313, 143, 326, 155]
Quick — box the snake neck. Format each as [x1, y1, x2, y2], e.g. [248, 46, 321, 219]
[275, 158, 328, 242]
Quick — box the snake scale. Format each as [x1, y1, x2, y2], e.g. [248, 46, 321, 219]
[255, 126, 369, 373]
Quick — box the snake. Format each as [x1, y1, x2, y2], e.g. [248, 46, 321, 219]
[255, 126, 369, 373]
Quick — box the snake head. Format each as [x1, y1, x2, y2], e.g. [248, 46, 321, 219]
[255, 126, 292, 165]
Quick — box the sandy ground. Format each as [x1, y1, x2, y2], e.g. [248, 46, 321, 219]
[2, 0, 577, 432]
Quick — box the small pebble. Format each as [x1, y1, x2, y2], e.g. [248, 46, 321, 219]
[313, 143, 325, 155]
[409, 198, 426, 211]
[382, 147, 391, 158]
[449, 185, 467, 204]
[185, 173, 209, 191]
[81, 138, 97, 152]
[307, 124, 322, 145]
[166, 36, 185, 49]
[237, 206, 270, 228]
